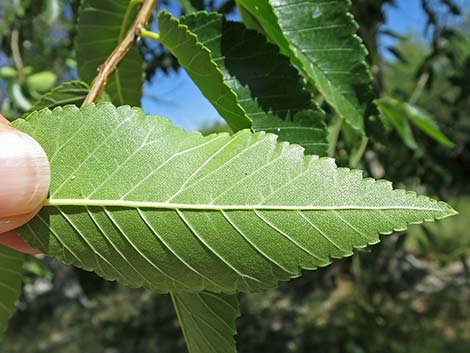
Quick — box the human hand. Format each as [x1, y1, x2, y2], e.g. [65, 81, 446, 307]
[0, 114, 50, 254]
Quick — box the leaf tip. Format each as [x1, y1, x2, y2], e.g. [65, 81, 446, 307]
[437, 201, 459, 219]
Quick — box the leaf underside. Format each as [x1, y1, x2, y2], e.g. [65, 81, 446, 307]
[179, 12, 328, 156]
[0, 245, 23, 339]
[172, 292, 239, 353]
[13, 104, 456, 294]
[237, 0, 374, 132]
[76, 0, 143, 105]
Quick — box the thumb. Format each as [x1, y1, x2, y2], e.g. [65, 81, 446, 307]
[0, 115, 50, 237]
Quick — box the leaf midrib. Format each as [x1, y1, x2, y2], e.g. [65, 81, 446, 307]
[43, 199, 445, 212]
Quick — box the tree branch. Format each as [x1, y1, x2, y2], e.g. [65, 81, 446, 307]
[82, 0, 158, 106]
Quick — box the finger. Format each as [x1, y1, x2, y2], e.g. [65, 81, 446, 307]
[0, 120, 51, 218]
[0, 231, 41, 254]
[0, 114, 9, 125]
[0, 203, 42, 234]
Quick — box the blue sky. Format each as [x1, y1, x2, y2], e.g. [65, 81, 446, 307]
[141, 0, 463, 131]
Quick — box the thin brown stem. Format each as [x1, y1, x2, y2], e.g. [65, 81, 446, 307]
[11, 29, 25, 84]
[82, 0, 158, 106]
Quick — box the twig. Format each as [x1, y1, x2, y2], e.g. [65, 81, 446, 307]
[349, 136, 368, 169]
[11, 29, 25, 84]
[327, 117, 342, 157]
[409, 72, 429, 105]
[82, 0, 158, 106]
[140, 28, 161, 42]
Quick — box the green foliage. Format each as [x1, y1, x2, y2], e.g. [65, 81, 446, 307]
[28, 81, 111, 113]
[376, 97, 454, 149]
[406, 196, 470, 262]
[76, 0, 144, 105]
[237, 0, 374, 133]
[25, 71, 58, 94]
[13, 103, 455, 294]
[178, 0, 198, 14]
[0, 67, 18, 80]
[179, 12, 328, 155]
[379, 30, 469, 193]
[42, 0, 62, 25]
[29, 81, 91, 112]
[171, 292, 239, 353]
[0, 0, 80, 118]
[235, 0, 265, 34]
[376, 98, 418, 149]
[0, 246, 23, 338]
[402, 102, 455, 147]
[6, 82, 32, 112]
[158, 11, 252, 132]
[2, 285, 189, 353]
[1, 1, 466, 352]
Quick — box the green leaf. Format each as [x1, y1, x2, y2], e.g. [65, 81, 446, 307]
[376, 98, 417, 150]
[42, 0, 61, 25]
[13, 104, 456, 294]
[26, 71, 58, 94]
[376, 98, 455, 149]
[160, 14, 250, 344]
[158, 11, 252, 132]
[0, 67, 17, 79]
[29, 81, 90, 112]
[235, 0, 266, 35]
[76, 0, 143, 105]
[0, 245, 24, 338]
[179, 12, 328, 155]
[403, 103, 455, 148]
[172, 292, 239, 353]
[237, 0, 374, 132]
[178, 0, 197, 14]
[251, 111, 327, 155]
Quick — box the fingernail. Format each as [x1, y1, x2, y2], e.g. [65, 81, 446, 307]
[0, 124, 51, 217]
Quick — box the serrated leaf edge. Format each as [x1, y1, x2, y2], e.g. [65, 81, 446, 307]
[158, 11, 252, 131]
[239, 0, 374, 132]
[15, 103, 458, 293]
